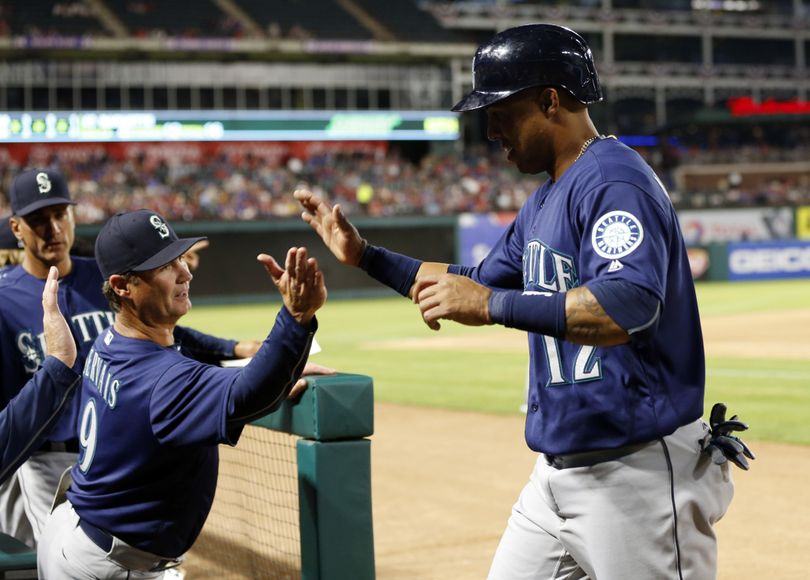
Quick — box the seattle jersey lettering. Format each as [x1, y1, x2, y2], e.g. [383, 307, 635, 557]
[15, 310, 114, 373]
[83, 346, 120, 409]
[523, 240, 578, 292]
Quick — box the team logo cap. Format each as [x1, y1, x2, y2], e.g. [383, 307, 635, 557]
[10, 168, 75, 217]
[95, 209, 206, 279]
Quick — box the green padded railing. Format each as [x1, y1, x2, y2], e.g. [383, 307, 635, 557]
[0, 533, 36, 575]
[253, 372, 376, 580]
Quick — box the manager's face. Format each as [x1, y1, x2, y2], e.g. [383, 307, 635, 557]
[129, 257, 194, 326]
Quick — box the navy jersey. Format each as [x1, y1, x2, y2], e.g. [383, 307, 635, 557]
[472, 138, 704, 455]
[0, 257, 111, 442]
[0, 258, 237, 444]
[67, 307, 312, 557]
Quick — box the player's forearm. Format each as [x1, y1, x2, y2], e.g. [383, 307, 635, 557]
[0, 357, 80, 484]
[564, 286, 629, 347]
[226, 307, 315, 425]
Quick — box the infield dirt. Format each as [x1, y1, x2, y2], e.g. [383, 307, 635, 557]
[371, 402, 810, 579]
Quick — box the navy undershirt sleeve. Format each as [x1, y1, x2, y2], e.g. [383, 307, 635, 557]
[586, 279, 661, 341]
[359, 244, 422, 297]
[447, 264, 475, 278]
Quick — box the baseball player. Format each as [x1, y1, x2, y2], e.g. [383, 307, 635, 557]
[0, 168, 270, 547]
[1, 266, 80, 485]
[297, 24, 752, 579]
[37, 209, 325, 579]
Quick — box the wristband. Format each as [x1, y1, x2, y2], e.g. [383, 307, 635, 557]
[359, 244, 423, 297]
[447, 264, 475, 278]
[488, 290, 566, 338]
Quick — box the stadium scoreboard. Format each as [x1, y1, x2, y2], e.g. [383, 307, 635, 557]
[0, 110, 460, 142]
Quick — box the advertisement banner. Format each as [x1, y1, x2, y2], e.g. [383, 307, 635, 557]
[796, 206, 810, 240]
[678, 208, 793, 246]
[686, 247, 711, 281]
[727, 240, 810, 281]
[457, 212, 516, 266]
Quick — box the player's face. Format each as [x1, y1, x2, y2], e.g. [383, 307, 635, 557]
[132, 257, 194, 325]
[485, 89, 552, 175]
[11, 204, 75, 270]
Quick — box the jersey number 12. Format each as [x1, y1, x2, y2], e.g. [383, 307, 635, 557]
[542, 336, 602, 384]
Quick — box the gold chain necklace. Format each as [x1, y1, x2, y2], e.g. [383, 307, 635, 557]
[574, 135, 600, 164]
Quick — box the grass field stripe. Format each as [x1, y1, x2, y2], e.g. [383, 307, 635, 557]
[708, 369, 810, 381]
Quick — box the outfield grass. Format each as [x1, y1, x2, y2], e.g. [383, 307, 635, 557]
[184, 278, 810, 445]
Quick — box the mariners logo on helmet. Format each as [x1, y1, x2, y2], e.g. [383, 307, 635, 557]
[591, 211, 644, 260]
[36, 172, 52, 194]
[149, 215, 171, 239]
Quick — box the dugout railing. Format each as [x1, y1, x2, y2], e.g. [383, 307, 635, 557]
[187, 372, 376, 579]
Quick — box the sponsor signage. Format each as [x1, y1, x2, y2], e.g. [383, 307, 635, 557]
[678, 207, 793, 246]
[796, 206, 810, 240]
[457, 212, 515, 266]
[727, 240, 810, 280]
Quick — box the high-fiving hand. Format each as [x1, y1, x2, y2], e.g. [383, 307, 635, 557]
[294, 189, 366, 267]
[42, 266, 77, 368]
[258, 247, 326, 326]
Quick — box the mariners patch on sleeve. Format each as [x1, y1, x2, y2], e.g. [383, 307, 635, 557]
[591, 210, 644, 259]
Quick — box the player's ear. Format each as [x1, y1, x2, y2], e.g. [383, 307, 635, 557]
[536, 88, 559, 117]
[108, 274, 133, 298]
[8, 217, 24, 243]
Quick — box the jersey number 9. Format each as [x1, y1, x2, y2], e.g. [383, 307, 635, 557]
[78, 399, 98, 472]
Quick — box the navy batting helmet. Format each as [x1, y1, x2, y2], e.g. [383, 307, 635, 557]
[452, 23, 603, 112]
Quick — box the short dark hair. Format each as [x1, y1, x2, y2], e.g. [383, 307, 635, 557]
[102, 273, 139, 313]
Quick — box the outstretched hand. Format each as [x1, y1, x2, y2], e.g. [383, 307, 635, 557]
[412, 273, 493, 331]
[294, 189, 366, 267]
[258, 247, 326, 326]
[42, 266, 77, 368]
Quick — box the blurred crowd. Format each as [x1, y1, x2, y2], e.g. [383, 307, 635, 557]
[1, 143, 809, 224]
[0, 146, 539, 223]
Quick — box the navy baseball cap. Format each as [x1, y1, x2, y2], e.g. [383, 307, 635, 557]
[95, 210, 205, 279]
[0, 218, 21, 250]
[10, 168, 75, 217]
